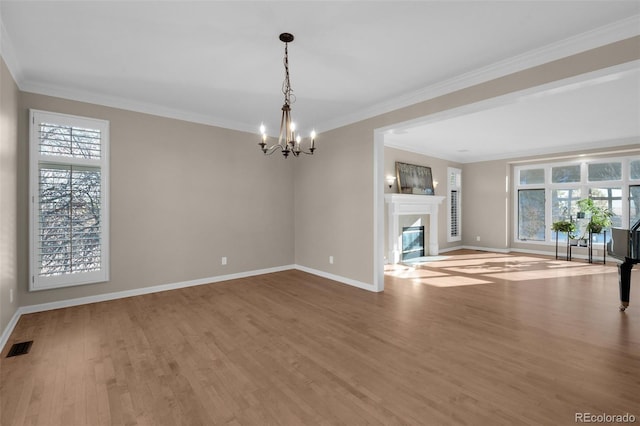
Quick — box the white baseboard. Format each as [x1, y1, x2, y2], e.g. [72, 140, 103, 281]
[0, 308, 22, 354]
[17, 265, 297, 316]
[1, 265, 295, 352]
[5, 247, 617, 351]
[437, 245, 512, 254]
[0, 263, 378, 352]
[294, 265, 378, 292]
[461, 245, 511, 253]
[438, 245, 465, 253]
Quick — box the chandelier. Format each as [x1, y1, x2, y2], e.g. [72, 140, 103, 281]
[259, 33, 316, 158]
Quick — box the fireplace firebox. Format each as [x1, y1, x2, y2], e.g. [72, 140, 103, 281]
[402, 226, 425, 260]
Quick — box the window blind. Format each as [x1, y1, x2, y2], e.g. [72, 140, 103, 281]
[38, 164, 102, 277]
[447, 167, 462, 242]
[39, 123, 101, 160]
[450, 190, 459, 237]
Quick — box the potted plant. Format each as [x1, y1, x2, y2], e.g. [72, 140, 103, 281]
[551, 219, 580, 252]
[576, 198, 614, 234]
[551, 220, 576, 233]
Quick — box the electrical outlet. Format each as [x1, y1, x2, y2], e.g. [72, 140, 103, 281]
[9, 289, 14, 304]
[476, 236, 481, 242]
[329, 255, 334, 264]
[221, 257, 227, 265]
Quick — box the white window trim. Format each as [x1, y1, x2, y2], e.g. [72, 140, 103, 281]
[29, 110, 110, 291]
[513, 156, 639, 245]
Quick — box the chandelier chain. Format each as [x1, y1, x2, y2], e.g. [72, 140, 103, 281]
[282, 43, 296, 106]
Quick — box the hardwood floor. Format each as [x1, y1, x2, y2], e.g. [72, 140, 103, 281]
[2, 250, 639, 425]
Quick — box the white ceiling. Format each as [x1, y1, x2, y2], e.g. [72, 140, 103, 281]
[1, 1, 639, 163]
[385, 65, 640, 162]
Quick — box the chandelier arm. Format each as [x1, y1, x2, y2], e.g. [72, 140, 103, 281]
[293, 144, 315, 155]
[262, 144, 285, 155]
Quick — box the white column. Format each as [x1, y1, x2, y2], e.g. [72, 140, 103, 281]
[387, 205, 401, 264]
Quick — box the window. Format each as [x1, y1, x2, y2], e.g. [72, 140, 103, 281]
[629, 160, 640, 180]
[447, 168, 461, 242]
[551, 164, 580, 183]
[514, 157, 638, 244]
[29, 110, 109, 290]
[519, 168, 544, 185]
[518, 189, 545, 241]
[588, 162, 621, 181]
[551, 188, 582, 221]
[551, 188, 582, 242]
[589, 187, 622, 227]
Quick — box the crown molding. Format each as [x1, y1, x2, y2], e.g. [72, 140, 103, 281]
[19, 80, 258, 134]
[3, 14, 639, 134]
[382, 60, 640, 163]
[317, 14, 640, 133]
[382, 59, 639, 132]
[386, 136, 640, 165]
[1, 4, 255, 134]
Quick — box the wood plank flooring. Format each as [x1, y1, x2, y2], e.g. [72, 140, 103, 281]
[2, 250, 639, 425]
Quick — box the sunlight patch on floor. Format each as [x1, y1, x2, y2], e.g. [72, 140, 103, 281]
[401, 256, 451, 266]
[444, 266, 518, 275]
[417, 276, 494, 287]
[546, 260, 605, 268]
[486, 265, 615, 281]
[385, 269, 449, 278]
[424, 256, 546, 269]
[385, 252, 619, 287]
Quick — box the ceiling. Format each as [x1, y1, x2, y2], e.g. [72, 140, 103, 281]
[1, 1, 639, 163]
[384, 65, 640, 163]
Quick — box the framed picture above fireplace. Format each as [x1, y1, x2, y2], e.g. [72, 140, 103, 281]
[395, 162, 434, 195]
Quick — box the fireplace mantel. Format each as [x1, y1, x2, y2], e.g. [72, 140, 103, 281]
[384, 194, 445, 264]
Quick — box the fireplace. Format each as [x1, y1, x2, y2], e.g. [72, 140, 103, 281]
[402, 226, 425, 260]
[384, 194, 445, 264]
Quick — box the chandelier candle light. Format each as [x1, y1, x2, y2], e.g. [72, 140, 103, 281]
[259, 32, 316, 158]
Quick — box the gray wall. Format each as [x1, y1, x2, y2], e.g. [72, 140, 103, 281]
[462, 160, 511, 250]
[1, 57, 20, 332]
[294, 36, 640, 286]
[2, 35, 639, 323]
[17, 93, 295, 307]
[293, 120, 374, 285]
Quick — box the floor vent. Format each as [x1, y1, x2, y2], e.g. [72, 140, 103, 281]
[6, 341, 33, 358]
